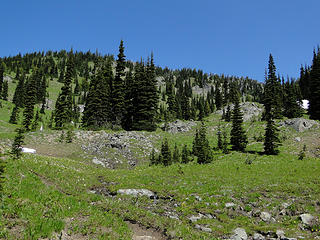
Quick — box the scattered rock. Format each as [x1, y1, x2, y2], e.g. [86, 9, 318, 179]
[160, 120, 197, 133]
[294, 137, 301, 142]
[299, 213, 315, 226]
[279, 118, 318, 132]
[225, 202, 236, 208]
[276, 230, 285, 239]
[92, 157, 106, 167]
[260, 212, 272, 222]
[195, 224, 212, 233]
[253, 233, 265, 240]
[117, 189, 156, 199]
[231, 228, 247, 240]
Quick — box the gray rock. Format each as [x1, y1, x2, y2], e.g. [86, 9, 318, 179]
[195, 195, 202, 201]
[276, 230, 285, 239]
[217, 102, 263, 122]
[294, 137, 301, 142]
[253, 233, 265, 240]
[117, 189, 156, 198]
[260, 212, 272, 222]
[299, 213, 315, 226]
[195, 224, 212, 233]
[188, 213, 205, 222]
[160, 120, 196, 133]
[280, 118, 318, 132]
[231, 228, 247, 240]
[225, 202, 236, 208]
[92, 157, 106, 167]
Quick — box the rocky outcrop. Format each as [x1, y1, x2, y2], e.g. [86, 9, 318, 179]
[216, 102, 263, 121]
[160, 120, 197, 133]
[279, 118, 318, 132]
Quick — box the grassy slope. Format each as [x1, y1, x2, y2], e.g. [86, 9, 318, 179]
[0, 74, 320, 239]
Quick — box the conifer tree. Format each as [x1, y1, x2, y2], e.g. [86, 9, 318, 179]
[172, 143, 180, 163]
[309, 49, 320, 120]
[112, 40, 126, 126]
[263, 54, 283, 119]
[54, 53, 74, 128]
[31, 110, 40, 131]
[1, 81, 8, 100]
[11, 128, 25, 160]
[230, 96, 247, 152]
[12, 73, 25, 107]
[225, 105, 231, 122]
[283, 80, 303, 118]
[22, 71, 37, 131]
[149, 148, 157, 165]
[9, 105, 19, 124]
[160, 138, 172, 166]
[82, 60, 112, 129]
[264, 117, 281, 155]
[215, 87, 223, 110]
[0, 62, 4, 96]
[123, 70, 134, 130]
[193, 122, 212, 164]
[181, 144, 191, 164]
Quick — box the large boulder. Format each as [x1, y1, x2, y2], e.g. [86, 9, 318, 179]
[231, 228, 248, 240]
[279, 118, 318, 132]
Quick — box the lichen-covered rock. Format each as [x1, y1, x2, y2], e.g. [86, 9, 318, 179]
[279, 118, 318, 132]
[231, 228, 247, 240]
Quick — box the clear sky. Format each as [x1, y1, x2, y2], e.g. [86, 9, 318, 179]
[1, 0, 319, 81]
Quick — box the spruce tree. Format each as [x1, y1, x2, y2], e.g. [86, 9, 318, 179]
[264, 117, 281, 155]
[283, 80, 303, 118]
[230, 96, 247, 152]
[2, 81, 8, 100]
[149, 148, 157, 165]
[31, 110, 40, 131]
[82, 60, 112, 129]
[193, 122, 212, 164]
[217, 122, 223, 150]
[215, 87, 222, 110]
[54, 53, 74, 128]
[0, 62, 4, 96]
[160, 138, 172, 166]
[112, 40, 126, 126]
[263, 54, 283, 119]
[11, 128, 25, 160]
[22, 71, 37, 131]
[309, 49, 320, 120]
[181, 144, 191, 164]
[172, 143, 180, 163]
[12, 73, 25, 107]
[9, 105, 19, 124]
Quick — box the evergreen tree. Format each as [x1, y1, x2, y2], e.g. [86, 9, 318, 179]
[9, 105, 19, 124]
[149, 148, 157, 165]
[1, 81, 8, 100]
[112, 40, 126, 126]
[31, 110, 40, 131]
[172, 143, 180, 163]
[193, 122, 212, 164]
[82, 60, 112, 129]
[215, 87, 223, 110]
[263, 54, 283, 119]
[264, 117, 281, 155]
[181, 144, 191, 164]
[230, 96, 248, 152]
[309, 49, 320, 120]
[22, 71, 37, 131]
[11, 128, 25, 160]
[283, 80, 303, 118]
[123, 70, 135, 130]
[0, 62, 4, 96]
[160, 138, 172, 166]
[222, 125, 229, 154]
[12, 73, 25, 107]
[225, 105, 231, 122]
[54, 53, 74, 128]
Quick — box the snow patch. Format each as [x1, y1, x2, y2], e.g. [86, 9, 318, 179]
[22, 148, 36, 154]
[301, 100, 309, 110]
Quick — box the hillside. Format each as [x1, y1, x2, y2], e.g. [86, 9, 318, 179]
[0, 50, 320, 240]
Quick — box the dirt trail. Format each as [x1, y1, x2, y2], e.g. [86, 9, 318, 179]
[127, 221, 167, 240]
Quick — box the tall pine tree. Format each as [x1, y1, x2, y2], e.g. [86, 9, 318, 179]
[308, 48, 320, 120]
[230, 96, 247, 152]
[54, 52, 74, 128]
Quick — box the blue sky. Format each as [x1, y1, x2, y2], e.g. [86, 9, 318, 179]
[1, 0, 319, 81]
